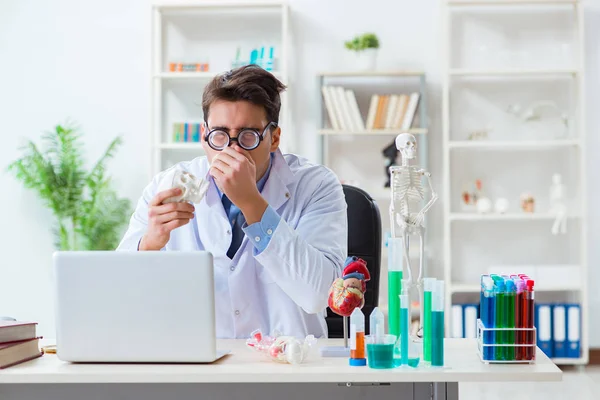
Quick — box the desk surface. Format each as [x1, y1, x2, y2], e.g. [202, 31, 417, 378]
[0, 339, 561, 384]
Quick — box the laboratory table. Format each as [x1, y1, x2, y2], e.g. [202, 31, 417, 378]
[0, 338, 562, 400]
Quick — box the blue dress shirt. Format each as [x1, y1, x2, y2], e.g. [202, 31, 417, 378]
[216, 153, 281, 255]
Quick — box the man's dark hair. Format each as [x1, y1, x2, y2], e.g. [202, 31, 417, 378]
[202, 65, 287, 124]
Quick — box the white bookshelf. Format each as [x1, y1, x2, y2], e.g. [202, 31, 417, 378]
[316, 71, 430, 310]
[442, 0, 587, 365]
[150, 1, 290, 177]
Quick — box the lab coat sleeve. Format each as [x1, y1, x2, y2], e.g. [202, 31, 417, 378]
[254, 168, 348, 314]
[116, 177, 158, 251]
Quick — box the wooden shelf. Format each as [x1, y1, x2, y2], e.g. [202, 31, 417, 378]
[318, 128, 427, 136]
[318, 70, 425, 78]
[448, 139, 580, 150]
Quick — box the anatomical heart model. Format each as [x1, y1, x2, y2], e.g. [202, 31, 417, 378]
[328, 257, 370, 317]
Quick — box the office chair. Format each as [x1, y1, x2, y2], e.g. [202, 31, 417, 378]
[326, 185, 382, 338]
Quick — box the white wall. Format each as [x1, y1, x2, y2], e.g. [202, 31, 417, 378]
[0, 0, 598, 346]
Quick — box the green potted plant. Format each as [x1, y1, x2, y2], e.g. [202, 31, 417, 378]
[344, 32, 380, 70]
[7, 123, 132, 250]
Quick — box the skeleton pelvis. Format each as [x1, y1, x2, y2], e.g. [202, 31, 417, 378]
[396, 212, 425, 230]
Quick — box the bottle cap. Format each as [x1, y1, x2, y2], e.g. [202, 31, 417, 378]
[526, 279, 535, 291]
[505, 279, 516, 292]
[495, 279, 505, 292]
[349, 358, 367, 366]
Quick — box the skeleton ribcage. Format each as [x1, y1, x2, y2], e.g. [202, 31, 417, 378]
[391, 168, 424, 217]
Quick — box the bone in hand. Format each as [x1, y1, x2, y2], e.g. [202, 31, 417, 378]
[157, 169, 209, 204]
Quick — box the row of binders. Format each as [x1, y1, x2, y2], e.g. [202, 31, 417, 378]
[451, 303, 479, 339]
[321, 86, 420, 131]
[536, 303, 581, 359]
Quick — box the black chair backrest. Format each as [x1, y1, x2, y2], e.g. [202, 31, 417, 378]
[326, 185, 382, 338]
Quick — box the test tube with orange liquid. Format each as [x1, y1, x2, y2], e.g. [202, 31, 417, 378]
[349, 308, 366, 366]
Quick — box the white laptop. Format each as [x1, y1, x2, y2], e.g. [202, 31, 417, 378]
[53, 251, 228, 363]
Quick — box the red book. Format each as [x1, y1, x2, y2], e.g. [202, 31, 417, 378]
[0, 321, 37, 344]
[0, 338, 43, 369]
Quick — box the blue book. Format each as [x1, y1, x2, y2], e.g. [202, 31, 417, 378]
[553, 304, 567, 358]
[535, 304, 553, 358]
[192, 123, 200, 142]
[183, 123, 189, 142]
[566, 304, 581, 358]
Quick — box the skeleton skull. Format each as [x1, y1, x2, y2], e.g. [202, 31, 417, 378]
[395, 133, 417, 160]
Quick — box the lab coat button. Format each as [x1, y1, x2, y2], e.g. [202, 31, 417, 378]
[235, 310, 240, 316]
[230, 266, 235, 271]
[255, 236, 260, 242]
[267, 229, 273, 235]
[226, 230, 231, 235]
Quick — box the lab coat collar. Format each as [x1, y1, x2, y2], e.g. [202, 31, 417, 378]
[260, 148, 294, 211]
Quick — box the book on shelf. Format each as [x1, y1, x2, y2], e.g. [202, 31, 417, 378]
[320, 85, 421, 132]
[401, 92, 420, 130]
[0, 320, 42, 369]
[365, 94, 379, 129]
[321, 85, 364, 132]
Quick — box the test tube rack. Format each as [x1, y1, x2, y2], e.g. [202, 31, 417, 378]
[476, 319, 536, 364]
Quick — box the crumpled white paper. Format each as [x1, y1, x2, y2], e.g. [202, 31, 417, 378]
[157, 168, 209, 204]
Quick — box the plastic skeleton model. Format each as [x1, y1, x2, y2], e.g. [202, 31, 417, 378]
[389, 133, 438, 337]
[549, 173, 567, 235]
[157, 169, 209, 204]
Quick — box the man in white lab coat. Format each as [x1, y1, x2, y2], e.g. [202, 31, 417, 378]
[117, 65, 348, 339]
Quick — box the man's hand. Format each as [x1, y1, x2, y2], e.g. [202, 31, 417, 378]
[210, 146, 268, 224]
[139, 188, 195, 251]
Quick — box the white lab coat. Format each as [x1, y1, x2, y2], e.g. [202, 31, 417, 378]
[117, 149, 348, 339]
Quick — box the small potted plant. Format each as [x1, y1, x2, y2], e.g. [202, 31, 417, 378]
[344, 32, 380, 70]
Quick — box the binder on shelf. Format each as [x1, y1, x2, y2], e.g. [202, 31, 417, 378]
[553, 304, 567, 358]
[463, 304, 478, 339]
[451, 304, 463, 338]
[566, 304, 581, 358]
[536, 304, 553, 358]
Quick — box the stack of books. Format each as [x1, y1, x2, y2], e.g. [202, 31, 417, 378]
[0, 320, 43, 369]
[321, 85, 420, 132]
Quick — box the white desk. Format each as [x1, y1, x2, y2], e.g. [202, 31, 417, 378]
[0, 339, 561, 400]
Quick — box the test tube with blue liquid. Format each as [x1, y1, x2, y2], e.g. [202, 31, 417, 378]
[423, 277, 435, 365]
[480, 275, 495, 361]
[399, 288, 409, 366]
[431, 280, 445, 367]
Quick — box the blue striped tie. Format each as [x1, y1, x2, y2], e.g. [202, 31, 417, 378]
[222, 194, 245, 259]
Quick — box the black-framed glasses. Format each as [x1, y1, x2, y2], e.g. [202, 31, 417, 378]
[203, 122, 277, 151]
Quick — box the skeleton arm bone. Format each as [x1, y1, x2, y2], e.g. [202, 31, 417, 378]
[413, 171, 438, 225]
